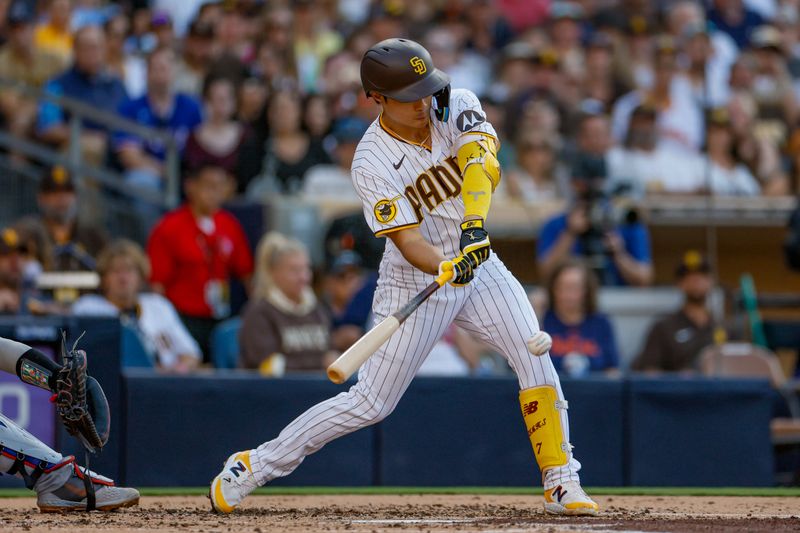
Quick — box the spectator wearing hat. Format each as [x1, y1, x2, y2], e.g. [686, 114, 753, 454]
[0, 228, 26, 314]
[15, 166, 108, 272]
[37, 25, 128, 165]
[632, 251, 727, 372]
[611, 36, 704, 154]
[72, 239, 202, 371]
[147, 163, 253, 361]
[34, 0, 74, 62]
[301, 117, 368, 200]
[183, 76, 252, 194]
[0, 1, 68, 140]
[749, 25, 797, 130]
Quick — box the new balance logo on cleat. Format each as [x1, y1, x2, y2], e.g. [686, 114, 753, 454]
[230, 462, 247, 478]
[552, 485, 567, 502]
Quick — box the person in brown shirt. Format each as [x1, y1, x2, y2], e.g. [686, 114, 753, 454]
[15, 166, 108, 272]
[632, 251, 725, 372]
[239, 232, 337, 373]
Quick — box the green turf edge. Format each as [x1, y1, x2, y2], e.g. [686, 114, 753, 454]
[2, 487, 799, 498]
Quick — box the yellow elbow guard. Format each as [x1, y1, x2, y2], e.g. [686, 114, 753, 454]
[519, 385, 570, 472]
[457, 137, 501, 220]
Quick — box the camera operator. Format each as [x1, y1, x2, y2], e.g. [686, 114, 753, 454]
[537, 114, 653, 286]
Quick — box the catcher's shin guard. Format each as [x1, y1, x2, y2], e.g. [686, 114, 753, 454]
[0, 413, 73, 493]
[519, 385, 570, 472]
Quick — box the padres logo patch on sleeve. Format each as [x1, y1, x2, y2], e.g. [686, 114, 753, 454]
[374, 196, 400, 224]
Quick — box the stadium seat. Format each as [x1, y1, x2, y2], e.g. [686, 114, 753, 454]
[699, 342, 800, 483]
[120, 322, 155, 368]
[209, 317, 242, 369]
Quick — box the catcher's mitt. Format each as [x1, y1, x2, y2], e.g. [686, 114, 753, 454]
[55, 333, 110, 453]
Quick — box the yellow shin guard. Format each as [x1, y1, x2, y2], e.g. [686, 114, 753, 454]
[519, 385, 569, 471]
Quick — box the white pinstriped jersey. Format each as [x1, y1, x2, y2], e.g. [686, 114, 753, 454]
[351, 89, 496, 277]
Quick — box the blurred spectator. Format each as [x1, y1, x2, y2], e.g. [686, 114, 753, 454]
[607, 105, 701, 196]
[707, 0, 765, 50]
[632, 251, 724, 372]
[114, 47, 203, 197]
[237, 75, 269, 132]
[548, 2, 585, 78]
[611, 36, 704, 154]
[34, 0, 73, 62]
[303, 93, 332, 141]
[147, 164, 253, 360]
[173, 20, 215, 98]
[542, 259, 619, 376]
[244, 89, 332, 197]
[749, 25, 797, 133]
[292, 0, 343, 93]
[581, 32, 620, 113]
[323, 249, 374, 352]
[416, 325, 481, 376]
[149, 10, 175, 51]
[496, 0, 548, 34]
[37, 25, 128, 165]
[72, 239, 201, 372]
[461, 0, 515, 56]
[124, 5, 157, 56]
[104, 12, 146, 99]
[537, 140, 654, 286]
[500, 131, 568, 201]
[666, 1, 738, 108]
[183, 77, 251, 194]
[0, 1, 68, 140]
[424, 26, 491, 97]
[239, 232, 336, 373]
[0, 227, 24, 314]
[15, 165, 108, 272]
[302, 116, 367, 200]
[695, 107, 760, 195]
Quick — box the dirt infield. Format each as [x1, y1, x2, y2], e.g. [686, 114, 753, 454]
[0, 494, 798, 532]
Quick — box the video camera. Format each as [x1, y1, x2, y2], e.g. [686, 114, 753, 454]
[571, 152, 640, 283]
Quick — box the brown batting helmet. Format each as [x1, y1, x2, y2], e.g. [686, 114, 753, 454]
[361, 38, 451, 121]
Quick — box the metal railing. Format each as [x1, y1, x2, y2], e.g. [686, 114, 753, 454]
[0, 75, 181, 210]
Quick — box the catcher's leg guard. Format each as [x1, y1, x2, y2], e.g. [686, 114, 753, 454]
[519, 385, 570, 472]
[0, 413, 73, 493]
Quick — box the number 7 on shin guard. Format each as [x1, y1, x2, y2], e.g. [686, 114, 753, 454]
[519, 385, 569, 471]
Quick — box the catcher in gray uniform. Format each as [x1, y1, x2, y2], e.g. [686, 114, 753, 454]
[0, 334, 139, 512]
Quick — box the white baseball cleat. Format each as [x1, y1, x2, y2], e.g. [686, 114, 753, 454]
[209, 450, 259, 513]
[543, 481, 599, 516]
[527, 331, 552, 356]
[37, 462, 139, 512]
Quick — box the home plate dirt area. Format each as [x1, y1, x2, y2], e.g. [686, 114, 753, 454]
[0, 494, 798, 532]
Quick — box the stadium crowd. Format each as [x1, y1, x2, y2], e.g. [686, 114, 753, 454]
[0, 0, 798, 377]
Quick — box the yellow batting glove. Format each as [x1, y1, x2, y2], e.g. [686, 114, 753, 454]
[438, 255, 475, 287]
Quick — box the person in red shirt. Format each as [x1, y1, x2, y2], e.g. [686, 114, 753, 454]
[147, 163, 253, 361]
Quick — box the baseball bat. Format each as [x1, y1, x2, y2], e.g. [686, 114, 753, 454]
[327, 270, 453, 384]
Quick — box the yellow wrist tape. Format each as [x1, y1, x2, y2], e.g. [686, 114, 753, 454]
[519, 385, 569, 471]
[457, 136, 500, 221]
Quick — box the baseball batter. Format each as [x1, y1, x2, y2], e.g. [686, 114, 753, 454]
[211, 38, 598, 516]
